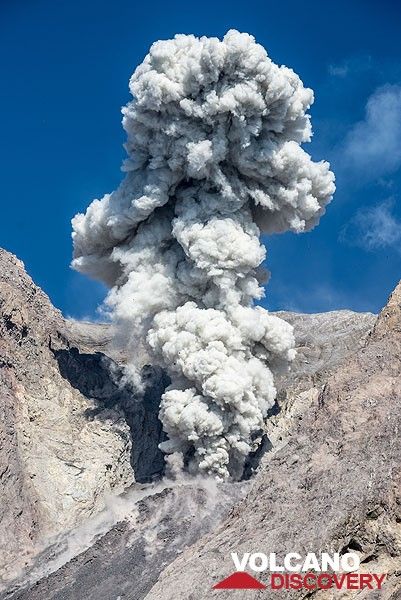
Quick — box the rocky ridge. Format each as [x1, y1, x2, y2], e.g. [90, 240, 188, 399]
[146, 282, 401, 600]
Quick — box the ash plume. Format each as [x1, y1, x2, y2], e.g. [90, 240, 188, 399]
[72, 30, 335, 479]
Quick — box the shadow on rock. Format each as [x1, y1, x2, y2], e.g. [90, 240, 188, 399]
[52, 346, 169, 482]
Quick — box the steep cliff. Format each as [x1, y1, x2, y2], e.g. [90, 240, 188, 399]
[0, 249, 166, 583]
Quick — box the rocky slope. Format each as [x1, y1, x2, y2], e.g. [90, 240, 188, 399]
[0, 249, 166, 584]
[0, 248, 380, 599]
[146, 282, 401, 600]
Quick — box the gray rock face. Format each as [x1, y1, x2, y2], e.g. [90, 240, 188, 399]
[0, 247, 381, 600]
[0, 249, 166, 585]
[51, 347, 168, 482]
[276, 309, 376, 394]
[264, 309, 376, 451]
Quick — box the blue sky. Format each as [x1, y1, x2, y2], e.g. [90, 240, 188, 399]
[1, 0, 401, 318]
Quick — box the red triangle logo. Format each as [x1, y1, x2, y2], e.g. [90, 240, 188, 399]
[213, 571, 267, 589]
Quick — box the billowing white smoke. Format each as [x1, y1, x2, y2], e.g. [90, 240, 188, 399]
[72, 30, 335, 480]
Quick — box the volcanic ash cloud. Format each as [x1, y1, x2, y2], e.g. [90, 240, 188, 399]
[72, 30, 335, 480]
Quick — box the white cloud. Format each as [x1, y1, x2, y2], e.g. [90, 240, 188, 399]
[340, 199, 401, 252]
[328, 55, 372, 79]
[328, 64, 349, 78]
[342, 85, 401, 178]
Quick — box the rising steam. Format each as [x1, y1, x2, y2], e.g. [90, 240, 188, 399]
[72, 30, 335, 479]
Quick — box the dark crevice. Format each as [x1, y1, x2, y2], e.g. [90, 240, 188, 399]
[340, 538, 364, 554]
[360, 553, 378, 564]
[51, 346, 169, 483]
[242, 434, 273, 480]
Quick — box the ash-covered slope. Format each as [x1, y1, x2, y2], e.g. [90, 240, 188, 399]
[0, 249, 166, 583]
[146, 282, 401, 600]
[0, 248, 377, 600]
[6, 479, 249, 600]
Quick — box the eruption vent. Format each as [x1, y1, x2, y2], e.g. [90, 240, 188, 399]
[72, 30, 335, 479]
